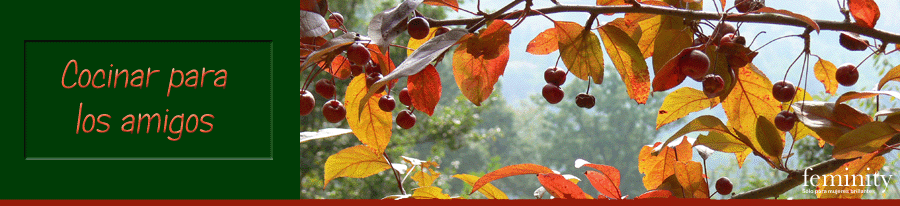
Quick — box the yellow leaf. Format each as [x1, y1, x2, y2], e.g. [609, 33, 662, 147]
[656, 88, 720, 129]
[816, 152, 886, 199]
[722, 64, 781, 140]
[674, 161, 709, 198]
[636, 16, 661, 59]
[411, 186, 452, 199]
[345, 75, 392, 154]
[735, 148, 752, 168]
[599, 24, 652, 104]
[453, 174, 509, 199]
[813, 58, 838, 94]
[695, 131, 748, 153]
[323, 145, 391, 188]
[639, 139, 692, 190]
[556, 21, 604, 84]
[406, 27, 439, 56]
[412, 167, 441, 187]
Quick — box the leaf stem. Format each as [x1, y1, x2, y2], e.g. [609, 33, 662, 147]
[383, 153, 406, 195]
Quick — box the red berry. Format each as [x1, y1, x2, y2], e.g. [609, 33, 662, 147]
[300, 90, 316, 116]
[772, 81, 796, 102]
[774, 111, 798, 132]
[350, 64, 364, 76]
[346, 43, 370, 66]
[703, 74, 725, 98]
[315, 79, 336, 99]
[542, 84, 564, 104]
[434, 27, 450, 36]
[735, 0, 762, 13]
[575, 93, 596, 109]
[679, 49, 710, 81]
[399, 88, 412, 106]
[322, 100, 346, 123]
[379, 95, 396, 112]
[839, 32, 869, 51]
[544, 67, 567, 86]
[396, 110, 417, 129]
[836, 63, 859, 86]
[366, 72, 385, 94]
[715, 177, 734, 195]
[408, 17, 431, 40]
[366, 61, 381, 76]
[719, 33, 736, 45]
[329, 13, 344, 26]
[711, 23, 736, 46]
[733, 36, 746, 46]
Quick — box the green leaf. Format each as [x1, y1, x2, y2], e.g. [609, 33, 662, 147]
[833, 121, 897, 159]
[755, 116, 785, 165]
[695, 131, 749, 153]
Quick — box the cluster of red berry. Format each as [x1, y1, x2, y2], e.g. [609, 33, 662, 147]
[541, 67, 595, 108]
[300, 15, 454, 129]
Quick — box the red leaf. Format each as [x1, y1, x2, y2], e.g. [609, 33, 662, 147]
[537, 173, 591, 199]
[585, 170, 621, 200]
[526, 28, 559, 55]
[424, 0, 459, 11]
[327, 55, 352, 80]
[470, 164, 553, 194]
[848, 0, 880, 28]
[634, 190, 675, 199]
[651, 47, 691, 92]
[300, 37, 326, 58]
[407, 64, 442, 116]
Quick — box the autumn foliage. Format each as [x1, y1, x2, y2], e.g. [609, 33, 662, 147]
[300, 0, 900, 199]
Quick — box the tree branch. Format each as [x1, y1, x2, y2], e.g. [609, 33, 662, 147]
[731, 158, 854, 199]
[429, 4, 900, 45]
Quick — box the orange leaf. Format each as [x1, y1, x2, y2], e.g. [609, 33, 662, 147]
[323, 145, 391, 188]
[556, 21, 604, 84]
[599, 24, 652, 104]
[470, 163, 553, 194]
[424, 0, 459, 11]
[813, 57, 838, 94]
[634, 190, 675, 199]
[585, 170, 621, 199]
[453, 20, 511, 106]
[327, 55, 352, 80]
[526, 28, 559, 55]
[722, 64, 781, 140]
[877, 64, 900, 90]
[537, 173, 592, 199]
[848, 0, 880, 28]
[344, 75, 392, 155]
[300, 36, 326, 58]
[453, 174, 509, 199]
[817, 151, 885, 198]
[673, 161, 709, 198]
[367, 44, 396, 75]
[408, 64, 442, 116]
[651, 47, 692, 92]
[596, 0, 627, 5]
[638, 139, 692, 190]
[656, 87, 720, 129]
[756, 7, 820, 33]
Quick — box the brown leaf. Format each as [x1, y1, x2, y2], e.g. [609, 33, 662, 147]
[833, 121, 897, 159]
[848, 0, 880, 28]
[791, 101, 872, 145]
[300, 37, 327, 58]
[470, 164, 553, 194]
[836, 91, 900, 104]
[756, 7, 820, 33]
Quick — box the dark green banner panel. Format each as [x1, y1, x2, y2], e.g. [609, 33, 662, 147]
[4, 1, 303, 199]
[26, 41, 273, 160]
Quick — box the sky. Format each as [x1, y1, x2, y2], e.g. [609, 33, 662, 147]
[448, 0, 900, 197]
